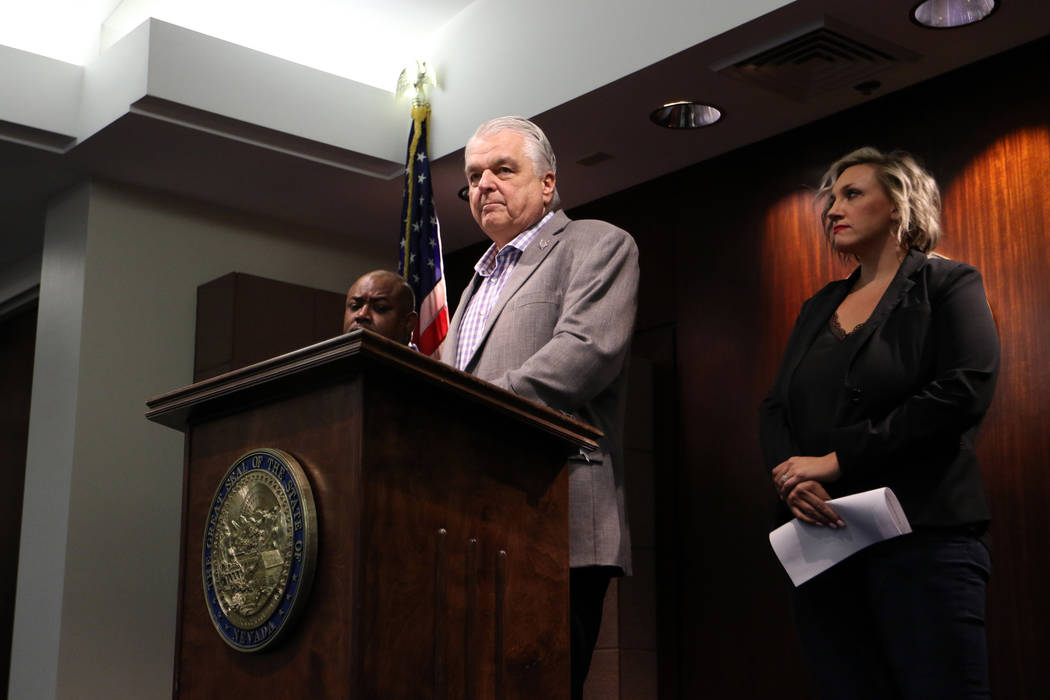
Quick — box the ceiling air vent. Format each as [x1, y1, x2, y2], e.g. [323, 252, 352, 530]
[714, 19, 919, 101]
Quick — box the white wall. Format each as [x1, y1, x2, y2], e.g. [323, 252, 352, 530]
[8, 186, 90, 700]
[9, 181, 387, 699]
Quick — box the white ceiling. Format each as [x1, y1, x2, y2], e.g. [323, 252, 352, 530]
[1, 0, 1048, 270]
[0, 0, 474, 88]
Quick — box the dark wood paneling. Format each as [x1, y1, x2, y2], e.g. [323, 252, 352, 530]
[936, 126, 1050, 698]
[501, 34, 1050, 700]
[0, 301, 36, 700]
[759, 191, 851, 368]
[670, 163, 803, 699]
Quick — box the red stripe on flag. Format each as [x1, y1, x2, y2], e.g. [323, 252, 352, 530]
[417, 306, 449, 357]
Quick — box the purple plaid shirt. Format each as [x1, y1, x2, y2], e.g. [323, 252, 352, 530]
[454, 211, 554, 370]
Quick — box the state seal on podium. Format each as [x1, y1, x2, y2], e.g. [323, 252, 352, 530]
[202, 448, 318, 652]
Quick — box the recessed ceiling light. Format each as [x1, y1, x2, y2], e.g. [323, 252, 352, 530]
[912, 0, 999, 29]
[650, 101, 722, 129]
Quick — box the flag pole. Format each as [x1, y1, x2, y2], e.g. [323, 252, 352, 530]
[396, 63, 448, 357]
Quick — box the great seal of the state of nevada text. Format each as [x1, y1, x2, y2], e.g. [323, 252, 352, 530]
[202, 448, 318, 652]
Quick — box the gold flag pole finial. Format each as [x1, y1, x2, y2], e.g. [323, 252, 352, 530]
[396, 60, 437, 108]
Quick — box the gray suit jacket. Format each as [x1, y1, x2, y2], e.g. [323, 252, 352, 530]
[443, 210, 639, 573]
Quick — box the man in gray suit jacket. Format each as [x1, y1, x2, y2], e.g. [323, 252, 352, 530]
[443, 116, 638, 698]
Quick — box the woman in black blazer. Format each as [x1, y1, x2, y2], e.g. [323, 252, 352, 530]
[760, 148, 999, 699]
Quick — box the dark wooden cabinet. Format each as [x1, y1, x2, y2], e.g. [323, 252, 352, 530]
[194, 272, 345, 382]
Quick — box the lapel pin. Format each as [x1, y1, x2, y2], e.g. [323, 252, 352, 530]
[539, 239, 549, 249]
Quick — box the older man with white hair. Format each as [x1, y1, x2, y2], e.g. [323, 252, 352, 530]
[443, 116, 639, 699]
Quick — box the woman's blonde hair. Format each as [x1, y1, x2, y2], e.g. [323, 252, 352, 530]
[816, 147, 942, 254]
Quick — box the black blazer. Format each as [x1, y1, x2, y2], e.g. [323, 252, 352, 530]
[759, 249, 1000, 529]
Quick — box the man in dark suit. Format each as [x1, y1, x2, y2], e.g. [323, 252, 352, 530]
[343, 269, 417, 345]
[442, 116, 639, 698]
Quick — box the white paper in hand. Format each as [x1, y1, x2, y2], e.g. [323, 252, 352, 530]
[768, 487, 912, 586]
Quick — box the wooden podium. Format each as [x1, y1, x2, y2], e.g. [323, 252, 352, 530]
[146, 330, 599, 699]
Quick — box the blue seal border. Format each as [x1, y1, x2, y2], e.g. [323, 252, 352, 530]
[202, 448, 318, 652]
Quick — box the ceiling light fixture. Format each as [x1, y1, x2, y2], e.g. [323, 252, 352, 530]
[649, 101, 722, 129]
[912, 0, 999, 29]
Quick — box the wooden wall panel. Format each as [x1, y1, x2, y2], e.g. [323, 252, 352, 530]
[937, 126, 1050, 698]
[614, 36, 1049, 700]
[442, 36, 1050, 700]
[759, 191, 852, 372]
[744, 127, 1050, 699]
[194, 272, 345, 381]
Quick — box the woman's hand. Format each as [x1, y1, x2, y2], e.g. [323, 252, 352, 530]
[784, 480, 845, 528]
[772, 453, 841, 499]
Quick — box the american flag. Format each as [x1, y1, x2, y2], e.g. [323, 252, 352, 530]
[398, 104, 448, 356]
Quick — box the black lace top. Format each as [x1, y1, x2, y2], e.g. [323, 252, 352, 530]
[787, 315, 865, 457]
